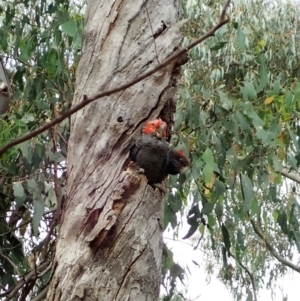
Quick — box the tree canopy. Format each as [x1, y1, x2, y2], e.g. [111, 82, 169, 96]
[165, 0, 300, 299]
[0, 0, 300, 300]
[0, 0, 84, 299]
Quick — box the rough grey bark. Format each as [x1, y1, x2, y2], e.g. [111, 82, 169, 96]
[46, 0, 185, 300]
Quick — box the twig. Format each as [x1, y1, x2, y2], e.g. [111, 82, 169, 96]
[0, 210, 55, 238]
[0, 262, 50, 299]
[41, 213, 59, 261]
[221, 0, 231, 20]
[0, 251, 21, 276]
[280, 167, 300, 184]
[31, 286, 49, 301]
[250, 219, 300, 273]
[228, 251, 258, 301]
[240, 172, 300, 273]
[193, 232, 204, 250]
[0, 0, 231, 157]
[38, 263, 52, 277]
[57, 131, 68, 151]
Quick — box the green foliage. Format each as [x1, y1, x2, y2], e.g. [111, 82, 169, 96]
[1, 0, 300, 300]
[163, 0, 300, 299]
[0, 0, 84, 299]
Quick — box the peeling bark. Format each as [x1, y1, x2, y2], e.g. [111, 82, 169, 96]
[46, 0, 185, 300]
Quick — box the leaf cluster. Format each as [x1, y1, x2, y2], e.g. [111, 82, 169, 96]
[163, 0, 300, 299]
[0, 0, 84, 299]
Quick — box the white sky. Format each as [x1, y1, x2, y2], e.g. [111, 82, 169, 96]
[164, 223, 300, 301]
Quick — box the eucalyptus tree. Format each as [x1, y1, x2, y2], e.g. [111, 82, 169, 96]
[170, 0, 300, 299]
[3, 0, 298, 300]
[0, 0, 207, 299]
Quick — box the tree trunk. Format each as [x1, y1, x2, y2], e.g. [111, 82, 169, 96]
[46, 0, 185, 300]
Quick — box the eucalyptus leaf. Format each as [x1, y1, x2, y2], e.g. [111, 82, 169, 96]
[241, 174, 254, 212]
[27, 179, 37, 191]
[256, 55, 268, 92]
[235, 111, 252, 134]
[294, 83, 300, 104]
[244, 82, 257, 100]
[202, 148, 214, 183]
[203, 201, 215, 215]
[210, 41, 228, 51]
[32, 197, 45, 236]
[61, 20, 77, 37]
[237, 26, 246, 50]
[237, 229, 245, 251]
[13, 182, 26, 207]
[221, 224, 231, 250]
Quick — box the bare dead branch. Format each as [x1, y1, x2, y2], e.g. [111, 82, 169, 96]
[0, 0, 231, 157]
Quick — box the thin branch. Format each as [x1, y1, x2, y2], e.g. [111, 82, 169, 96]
[0, 0, 231, 157]
[41, 213, 58, 261]
[1, 5, 47, 29]
[228, 251, 258, 301]
[0, 262, 50, 299]
[0, 209, 55, 238]
[280, 167, 300, 184]
[2, 55, 66, 99]
[0, 251, 21, 276]
[38, 263, 52, 277]
[221, 0, 231, 19]
[57, 131, 68, 151]
[250, 219, 300, 273]
[31, 286, 49, 301]
[239, 173, 300, 273]
[193, 232, 204, 250]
